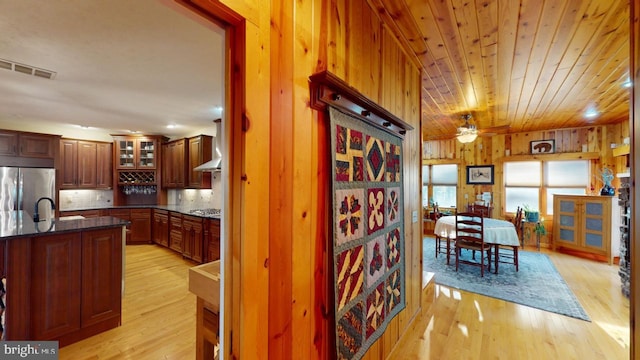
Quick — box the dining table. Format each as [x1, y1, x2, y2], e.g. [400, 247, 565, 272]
[434, 215, 520, 274]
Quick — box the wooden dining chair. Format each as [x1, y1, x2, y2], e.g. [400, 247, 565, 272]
[467, 203, 493, 218]
[455, 212, 491, 277]
[513, 206, 524, 245]
[434, 210, 455, 265]
[488, 207, 523, 273]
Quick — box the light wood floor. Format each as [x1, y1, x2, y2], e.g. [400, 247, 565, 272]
[59, 241, 630, 359]
[59, 245, 198, 360]
[391, 238, 630, 359]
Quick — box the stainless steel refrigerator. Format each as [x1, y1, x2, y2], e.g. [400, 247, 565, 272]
[0, 167, 56, 220]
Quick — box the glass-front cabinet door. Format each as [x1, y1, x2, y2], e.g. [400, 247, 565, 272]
[584, 200, 605, 250]
[553, 195, 612, 255]
[137, 139, 156, 169]
[116, 139, 136, 169]
[557, 199, 577, 245]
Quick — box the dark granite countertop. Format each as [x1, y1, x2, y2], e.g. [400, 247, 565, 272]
[0, 211, 129, 240]
[59, 204, 221, 219]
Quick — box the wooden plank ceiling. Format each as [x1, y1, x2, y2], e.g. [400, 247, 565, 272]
[373, 0, 630, 140]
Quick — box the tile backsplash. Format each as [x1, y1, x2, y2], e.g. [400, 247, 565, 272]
[58, 174, 222, 210]
[168, 175, 222, 209]
[59, 189, 114, 211]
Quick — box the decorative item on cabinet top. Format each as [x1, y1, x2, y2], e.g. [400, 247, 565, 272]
[598, 167, 616, 196]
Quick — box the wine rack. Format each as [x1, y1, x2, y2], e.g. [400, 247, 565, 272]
[118, 171, 156, 185]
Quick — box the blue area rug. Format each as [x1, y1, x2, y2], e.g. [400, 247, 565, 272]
[424, 237, 591, 321]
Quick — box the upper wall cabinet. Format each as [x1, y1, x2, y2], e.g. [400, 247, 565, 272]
[0, 130, 60, 167]
[113, 136, 162, 170]
[60, 139, 112, 189]
[162, 139, 187, 188]
[0, 130, 57, 158]
[111, 135, 167, 206]
[163, 135, 212, 189]
[187, 135, 212, 189]
[96, 142, 113, 189]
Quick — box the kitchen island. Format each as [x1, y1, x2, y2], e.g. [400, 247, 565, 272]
[0, 211, 128, 347]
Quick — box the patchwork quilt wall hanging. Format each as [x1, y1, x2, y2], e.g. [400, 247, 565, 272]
[329, 106, 405, 360]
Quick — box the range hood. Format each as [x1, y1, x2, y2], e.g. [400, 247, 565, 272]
[194, 119, 223, 171]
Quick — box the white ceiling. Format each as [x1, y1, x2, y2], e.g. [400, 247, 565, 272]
[0, 0, 225, 142]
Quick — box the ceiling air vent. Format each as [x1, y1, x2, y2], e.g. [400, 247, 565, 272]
[0, 58, 56, 79]
[0, 59, 11, 70]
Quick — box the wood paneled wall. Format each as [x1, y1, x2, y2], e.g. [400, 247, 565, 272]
[182, 0, 423, 359]
[423, 121, 630, 219]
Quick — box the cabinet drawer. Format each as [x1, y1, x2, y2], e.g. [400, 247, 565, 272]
[169, 213, 183, 252]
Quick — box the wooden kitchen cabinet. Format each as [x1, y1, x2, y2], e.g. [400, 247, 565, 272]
[18, 133, 57, 158]
[129, 208, 152, 244]
[152, 209, 169, 247]
[169, 212, 184, 253]
[188, 135, 212, 188]
[10, 227, 123, 346]
[0, 130, 59, 168]
[162, 135, 212, 189]
[30, 232, 82, 340]
[96, 142, 113, 188]
[113, 136, 161, 170]
[0, 130, 57, 158]
[0, 239, 4, 277]
[204, 218, 221, 263]
[60, 139, 112, 189]
[162, 139, 187, 188]
[553, 195, 620, 264]
[0, 130, 18, 156]
[61, 140, 96, 188]
[60, 139, 79, 188]
[183, 215, 204, 262]
[80, 228, 123, 329]
[112, 135, 167, 206]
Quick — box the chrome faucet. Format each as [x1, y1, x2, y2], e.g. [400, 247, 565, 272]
[33, 197, 56, 222]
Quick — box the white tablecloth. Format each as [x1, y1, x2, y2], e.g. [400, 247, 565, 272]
[434, 216, 520, 247]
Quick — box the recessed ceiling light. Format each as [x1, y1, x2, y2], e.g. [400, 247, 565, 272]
[166, 124, 177, 129]
[622, 78, 632, 88]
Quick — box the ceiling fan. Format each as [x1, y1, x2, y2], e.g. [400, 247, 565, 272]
[456, 114, 478, 143]
[455, 113, 510, 143]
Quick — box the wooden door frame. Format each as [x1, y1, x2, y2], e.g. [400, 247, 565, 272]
[173, 1, 245, 358]
[631, 0, 639, 358]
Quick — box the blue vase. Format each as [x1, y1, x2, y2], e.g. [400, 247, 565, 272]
[600, 184, 615, 196]
[525, 211, 539, 222]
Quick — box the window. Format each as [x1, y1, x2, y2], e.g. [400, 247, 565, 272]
[545, 160, 588, 214]
[504, 161, 540, 213]
[504, 160, 588, 215]
[423, 164, 457, 208]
